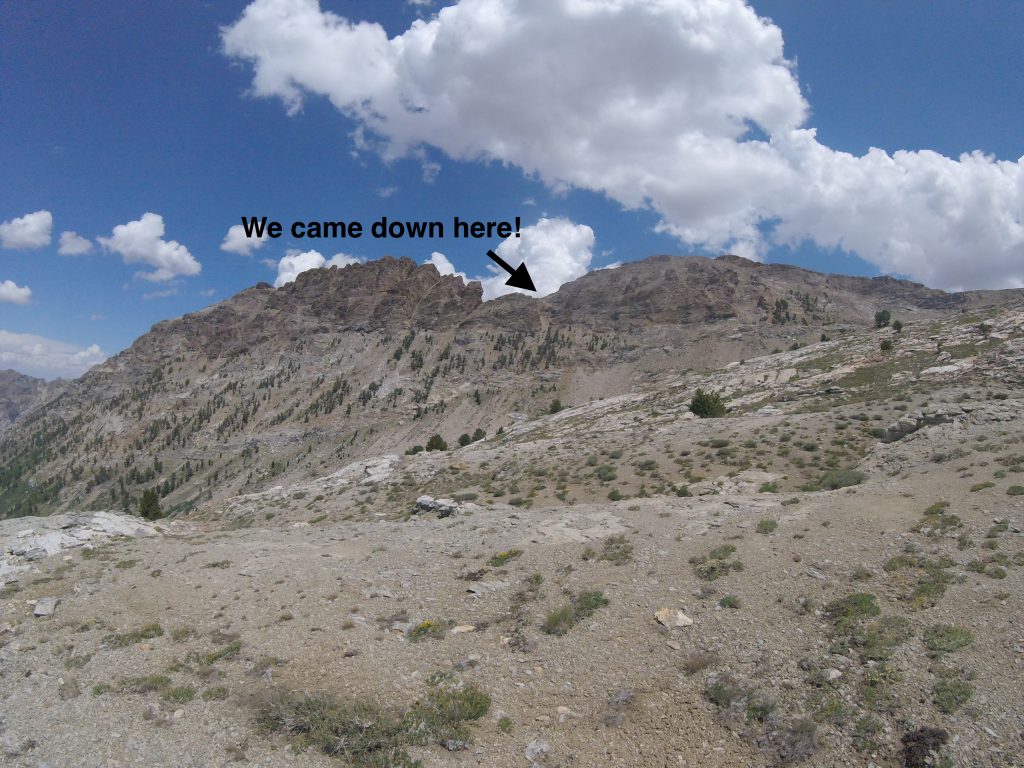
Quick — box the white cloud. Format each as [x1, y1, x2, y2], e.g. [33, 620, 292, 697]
[98, 212, 201, 282]
[0, 210, 52, 250]
[476, 217, 594, 300]
[143, 288, 178, 300]
[377, 186, 399, 199]
[0, 280, 32, 305]
[424, 251, 467, 283]
[224, 0, 1024, 291]
[273, 249, 364, 287]
[0, 330, 106, 379]
[58, 230, 93, 255]
[221, 223, 269, 256]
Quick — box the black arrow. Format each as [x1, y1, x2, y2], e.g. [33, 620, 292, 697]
[486, 249, 536, 292]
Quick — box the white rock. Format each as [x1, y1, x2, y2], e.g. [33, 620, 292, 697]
[451, 625, 476, 634]
[655, 608, 693, 628]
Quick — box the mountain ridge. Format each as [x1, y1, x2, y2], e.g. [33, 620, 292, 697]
[1, 253, 1020, 519]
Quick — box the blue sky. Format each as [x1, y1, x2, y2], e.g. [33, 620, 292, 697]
[1, 0, 1022, 379]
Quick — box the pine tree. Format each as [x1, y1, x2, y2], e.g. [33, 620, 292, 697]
[139, 488, 163, 520]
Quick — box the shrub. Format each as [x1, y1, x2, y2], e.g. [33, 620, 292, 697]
[923, 625, 974, 656]
[689, 389, 727, 418]
[471, 427, 486, 442]
[541, 590, 609, 635]
[874, 310, 891, 328]
[549, 399, 563, 414]
[892, 320, 903, 333]
[458, 433, 472, 447]
[408, 619, 449, 642]
[818, 469, 865, 490]
[1007, 485, 1024, 496]
[756, 518, 778, 534]
[425, 434, 448, 452]
[880, 339, 894, 352]
[405, 445, 424, 455]
[900, 727, 948, 768]
[488, 549, 523, 567]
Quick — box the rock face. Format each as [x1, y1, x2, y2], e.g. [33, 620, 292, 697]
[0, 369, 60, 433]
[0, 511, 164, 584]
[882, 409, 961, 443]
[1, 253, 1020, 520]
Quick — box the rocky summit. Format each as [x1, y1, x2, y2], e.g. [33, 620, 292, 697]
[1, 254, 1024, 767]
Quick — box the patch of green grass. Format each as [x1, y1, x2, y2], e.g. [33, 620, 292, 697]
[824, 593, 880, 635]
[1007, 485, 1024, 496]
[854, 616, 912, 661]
[756, 518, 778, 534]
[488, 548, 523, 567]
[162, 685, 196, 704]
[203, 686, 229, 701]
[541, 590, 609, 635]
[857, 663, 901, 714]
[932, 678, 973, 714]
[119, 674, 172, 694]
[114, 559, 138, 569]
[203, 640, 242, 665]
[758, 481, 779, 493]
[852, 715, 883, 753]
[970, 482, 995, 492]
[104, 623, 164, 648]
[91, 682, 111, 696]
[923, 625, 974, 657]
[203, 559, 232, 569]
[719, 595, 740, 609]
[256, 681, 491, 765]
[704, 675, 744, 708]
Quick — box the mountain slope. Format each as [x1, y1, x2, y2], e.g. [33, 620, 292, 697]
[0, 254, 1016, 519]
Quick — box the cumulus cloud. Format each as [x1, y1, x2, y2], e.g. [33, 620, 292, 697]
[273, 249, 364, 287]
[58, 230, 93, 255]
[0, 330, 106, 379]
[424, 251, 467, 283]
[98, 212, 201, 282]
[477, 217, 594, 300]
[0, 280, 32, 305]
[221, 223, 269, 256]
[0, 210, 52, 250]
[223, 0, 1024, 291]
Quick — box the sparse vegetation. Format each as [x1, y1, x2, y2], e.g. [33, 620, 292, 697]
[488, 548, 523, 567]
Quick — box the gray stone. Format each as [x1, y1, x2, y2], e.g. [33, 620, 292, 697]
[412, 495, 460, 518]
[33, 597, 59, 617]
